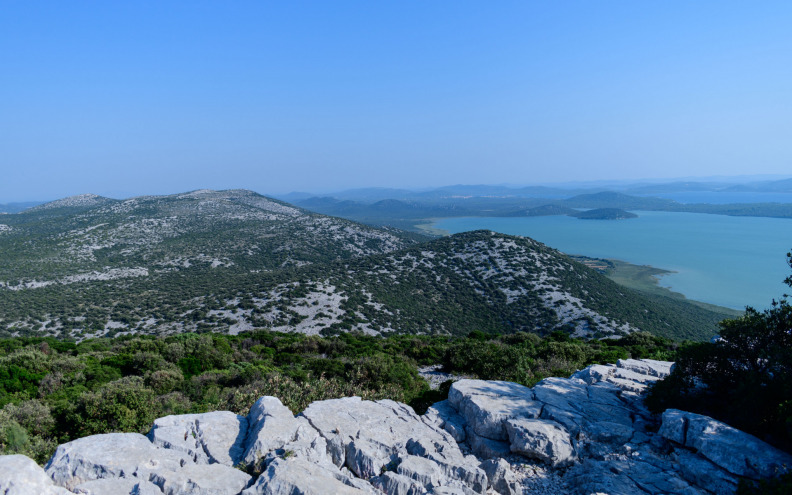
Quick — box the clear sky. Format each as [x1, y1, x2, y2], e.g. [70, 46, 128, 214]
[1, 1, 791, 201]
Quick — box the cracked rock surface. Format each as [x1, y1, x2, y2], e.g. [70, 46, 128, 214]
[2, 358, 791, 494]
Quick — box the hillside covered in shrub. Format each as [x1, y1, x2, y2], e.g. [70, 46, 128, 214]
[0, 329, 678, 464]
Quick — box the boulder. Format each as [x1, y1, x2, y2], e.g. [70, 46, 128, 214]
[661, 409, 792, 480]
[448, 380, 540, 442]
[572, 359, 672, 396]
[658, 408, 688, 445]
[241, 457, 372, 494]
[148, 411, 248, 466]
[27, 358, 792, 495]
[45, 433, 193, 490]
[617, 359, 673, 378]
[149, 462, 253, 494]
[0, 454, 72, 495]
[571, 364, 617, 385]
[300, 397, 487, 493]
[243, 397, 300, 468]
[505, 418, 576, 467]
[404, 438, 488, 492]
[533, 377, 633, 427]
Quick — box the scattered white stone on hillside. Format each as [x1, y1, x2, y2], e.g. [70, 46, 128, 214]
[1, 267, 149, 291]
[214, 282, 390, 336]
[60, 267, 149, 284]
[0, 279, 55, 290]
[103, 321, 127, 330]
[0, 224, 11, 233]
[29, 193, 108, 211]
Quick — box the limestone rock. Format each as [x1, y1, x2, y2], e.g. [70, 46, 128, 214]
[241, 457, 372, 494]
[29, 358, 792, 495]
[587, 421, 634, 444]
[572, 359, 672, 396]
[424, 399, 467, 443]
[465, 427, 511, 459]
[0, 454, 72, 495]
[479, 458, 520, 495]
[73, 477, 163, 495]
[45, 433, 193, 489]
[243, 397, 300, 468]
[566, 457, 708, 495]
[533, 377, 633, 428]
[370, 471, 424, 495]
[397, 454, 444, 488]
[673, 449, 740, 495]
[505, 418, 576, 467]
[658, 408, 688, 445]
[346, 438, 394, 480]
[147, 411, 248, 466]
[617, 358, 673, 378]
[149, 462, 253, 494]
[571, 364, 617, 385]
[301, 397, 486, 493]
[661, 408, 792, 480]
[448, 380, 540, 442]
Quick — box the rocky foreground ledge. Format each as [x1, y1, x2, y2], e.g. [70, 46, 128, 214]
[2, 359, 791, 495]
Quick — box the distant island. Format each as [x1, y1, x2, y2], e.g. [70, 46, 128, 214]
[503, 204, 578, 217]
[569, 208, 638, 220]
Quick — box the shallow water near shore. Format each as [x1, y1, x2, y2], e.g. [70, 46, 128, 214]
[432, 211, 792, 310]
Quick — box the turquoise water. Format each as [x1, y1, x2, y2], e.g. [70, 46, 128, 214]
[641, 191, 792, 204]
[433, 212, 792, 310]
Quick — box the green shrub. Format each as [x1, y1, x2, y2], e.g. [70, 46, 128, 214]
[76, 377, 157, 436]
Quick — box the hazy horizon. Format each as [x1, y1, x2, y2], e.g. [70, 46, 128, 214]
[3, 2, 791, 202]
[4, 173, 792, 205]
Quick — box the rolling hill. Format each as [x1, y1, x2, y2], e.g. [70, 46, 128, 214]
[0, 190, 728, 341]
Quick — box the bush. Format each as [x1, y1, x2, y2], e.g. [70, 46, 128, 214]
[75, 377, 157, 436]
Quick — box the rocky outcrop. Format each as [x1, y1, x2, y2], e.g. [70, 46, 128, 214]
[424, 358, 791, 494]
[659, 408, 792, 480]
[2, 358, 790, 494]
[0, 455, 72, 495]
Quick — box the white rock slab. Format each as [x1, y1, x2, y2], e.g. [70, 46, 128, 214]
[148, 411, 248, 466]
[149, 462, 252, 495]
[0, 454, 73, 495]
[45, 433, 193, 490]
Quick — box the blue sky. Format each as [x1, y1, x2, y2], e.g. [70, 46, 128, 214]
[1, 1, 791, 201]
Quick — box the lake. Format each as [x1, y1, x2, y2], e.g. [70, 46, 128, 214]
[432, 212, 792, 310]
[638, 191, 792, 204]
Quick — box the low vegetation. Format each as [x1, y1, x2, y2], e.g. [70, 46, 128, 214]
[0, 199, 730, 341]
[0, 329, 678, 463]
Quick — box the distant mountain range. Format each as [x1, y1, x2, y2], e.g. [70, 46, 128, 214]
[0, 189, 729, 341]
[287, 188, 792, 232]
[277, 177, 792, 205]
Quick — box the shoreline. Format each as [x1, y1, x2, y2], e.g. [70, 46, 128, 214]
[420, 218, 743, 317]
